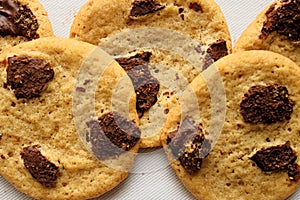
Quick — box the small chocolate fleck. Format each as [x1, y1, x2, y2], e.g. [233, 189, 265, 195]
[178, 7, 184, 14]
[203, 39, 228, 70]
[188, 2, 203, 13]
[130, 0, 165, 17]
[180, 14, 184, 20]
[250, 142, 300, 181]
[86, 112, 141, 160]
[116, 52, 160, 118]
[240, 84, 294, 124]
[76, 87, 86, 93]
[260, 0, 300, 41]
[0, 0, 39, 39]
[167, 117, 211, 174]
[6, 56, 54, 99]
[20, 145, 60, 187]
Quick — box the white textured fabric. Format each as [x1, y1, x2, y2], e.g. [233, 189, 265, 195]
[1, 0, 299, 199]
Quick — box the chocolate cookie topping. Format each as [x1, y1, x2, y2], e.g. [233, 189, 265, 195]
[260, 0, 300, 41]
[167, 117, 211, 174]
[20, 145, 60, 187]
[116, 52, 160, 118]
[250, 142, 300, 181]
[6, 56, 54, 99]
[86, 112, 141, 160]
[240, 84, 294, 124]
[130, 0, 165, 17]
[0, 0, 39, 39]
[188, 2, 203, 13]
[203, 39, 228, 70]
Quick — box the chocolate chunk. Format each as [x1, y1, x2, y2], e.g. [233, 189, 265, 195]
[0, 0, 39, 39]
[260, 0, 300, 41]
[6, 56, 54, 99]
[116, 52, 160, 118]
[20, 145, 60, 187]
[130, 0, 165, 17]
[188, 2, 203, 12]
[240, 84, 294, 124]
[203, 39, 228, 70]
[86, 112, 141, 160]
[167, 117, 211, 174]
[250, 142, 300, 181]
[288, 163, 300, 181]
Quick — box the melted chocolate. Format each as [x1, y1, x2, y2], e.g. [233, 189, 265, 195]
[0, 0, 39, 39]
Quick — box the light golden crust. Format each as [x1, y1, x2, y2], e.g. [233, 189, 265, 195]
[0, 0, 53, 53]
[0, 37, 139, 200]
[161, 50, 300, 200]
[70, 0, 232, 148]
[233, 1, 300, 66]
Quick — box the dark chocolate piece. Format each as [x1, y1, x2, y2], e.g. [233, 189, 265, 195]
[288, 163, 300, 181]
[0, 0, 39, 39]
[20, 145, 60, 187]
[6, 56, 54, 99]
[86, 112, 141, 160]
[167, 117, 211, 174]
[116, 52, 160, 118]
[260, 0, 300, 41]
[203, 39, 228, 70]
[240, 84, 294, 124]
[250, 142, 300, 181]
[188, 2, 203, 13]
[130, 0, 165, 17]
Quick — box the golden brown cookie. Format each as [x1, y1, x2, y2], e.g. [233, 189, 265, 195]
[70, 0, 232, 148]
[234, 0, 300, 66]
[0, 37, 140, 200]
[161, 50, 300, 200]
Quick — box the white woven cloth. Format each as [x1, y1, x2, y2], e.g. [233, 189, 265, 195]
[1, 0, 299, 199]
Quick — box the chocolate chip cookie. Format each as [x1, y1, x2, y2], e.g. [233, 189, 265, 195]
[70, 0, 232, 148]
[0, 0, 53, 53]
[234, 0, 300, 66]
[161, 50, 300, 200]
[0, 37, 140, 200]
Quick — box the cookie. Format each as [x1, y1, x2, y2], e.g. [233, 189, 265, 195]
[70, 0, 232, 148]
[0, 0, 53, 53]
[234, 0, 300, 66]
[161, 50, 300, 199]
[0, 37, 140, 200]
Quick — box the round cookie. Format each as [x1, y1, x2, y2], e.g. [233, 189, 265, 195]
[70, 0, 232, 148]
[161, 50, 300, 200]
[0, 37, 140, 200]
[0, 0, 53, 53]
[234, 0, 300, 66]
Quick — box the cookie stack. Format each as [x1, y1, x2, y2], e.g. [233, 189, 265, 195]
[0, 0, 299, 200]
